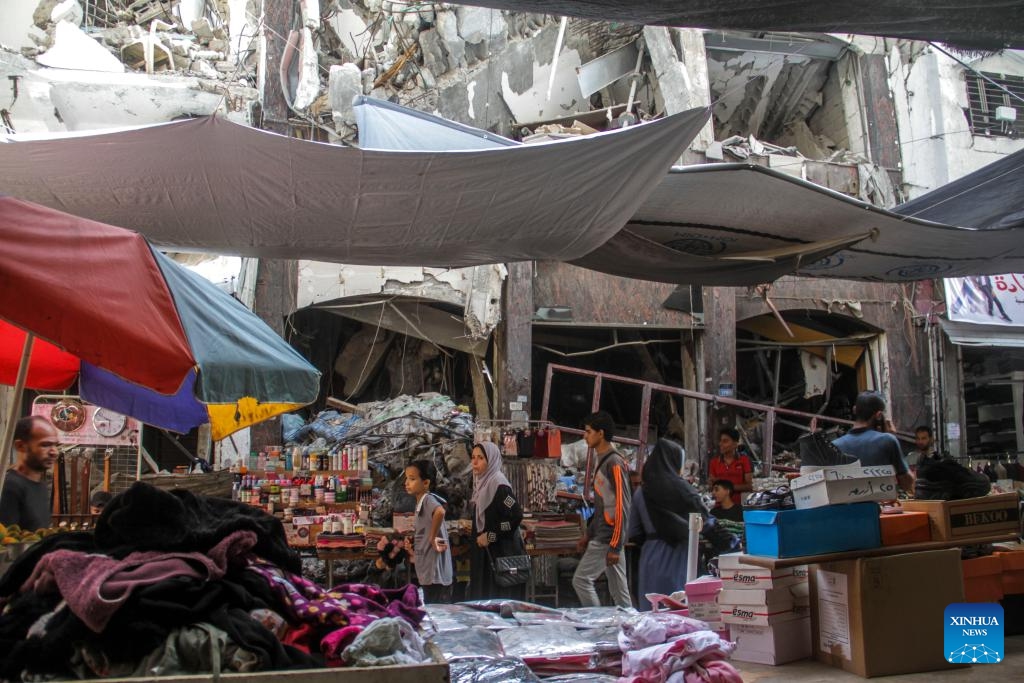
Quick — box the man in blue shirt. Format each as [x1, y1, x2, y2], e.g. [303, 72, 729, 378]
[832, 392, 914, 492]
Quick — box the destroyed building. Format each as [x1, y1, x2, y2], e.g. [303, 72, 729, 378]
[2, 1, 1023, 464]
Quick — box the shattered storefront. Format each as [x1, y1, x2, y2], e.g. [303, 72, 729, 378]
[292, 261, 506, 420]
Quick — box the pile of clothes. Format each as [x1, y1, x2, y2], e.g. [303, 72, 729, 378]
[0, 483, 428, 679]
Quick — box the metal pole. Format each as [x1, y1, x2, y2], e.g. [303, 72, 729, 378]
[686, 512, 701, 583]
[0, 333, 34, 504]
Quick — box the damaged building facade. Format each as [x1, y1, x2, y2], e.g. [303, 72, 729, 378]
[2, 1, 1022, 462]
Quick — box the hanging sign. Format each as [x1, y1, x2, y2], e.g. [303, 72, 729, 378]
[944, 274, 1024, 326]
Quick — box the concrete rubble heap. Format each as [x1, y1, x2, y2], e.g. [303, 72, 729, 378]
[282, 392, 475, 527]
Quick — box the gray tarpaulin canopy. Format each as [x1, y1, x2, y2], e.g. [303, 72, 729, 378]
[574, 164, 1024, 285]
[353, 96, 1024, 285]
[457, 1, 1024, 50]
[0, 108, 709, 267]
[893, 148, 1024, 231]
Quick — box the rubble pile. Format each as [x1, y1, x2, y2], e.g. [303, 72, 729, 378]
[283, 393, 475, 526]
[25, 0, 253, 83]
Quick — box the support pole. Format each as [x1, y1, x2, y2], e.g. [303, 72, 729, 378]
[0, 333, 34, 504]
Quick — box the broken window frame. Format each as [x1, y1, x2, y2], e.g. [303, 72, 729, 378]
[966, 71, 1024, 138]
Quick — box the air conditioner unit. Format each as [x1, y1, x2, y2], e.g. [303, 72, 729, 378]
[995, 106, 1017, 122]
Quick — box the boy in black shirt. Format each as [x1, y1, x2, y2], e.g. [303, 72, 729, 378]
[710, 479, 744, 523]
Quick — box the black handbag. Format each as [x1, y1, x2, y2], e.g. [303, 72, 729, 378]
[486, 547, 531, 588]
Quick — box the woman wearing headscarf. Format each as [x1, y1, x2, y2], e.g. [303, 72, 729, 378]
[468, 441, 525, 599]
[628, 438, 707, 611]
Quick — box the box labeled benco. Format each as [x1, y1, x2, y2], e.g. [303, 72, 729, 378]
[900, 493, 1020, 541]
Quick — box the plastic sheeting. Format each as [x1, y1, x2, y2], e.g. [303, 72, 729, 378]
[574, 164, 1024, 285]
[448, 656, 542, 683]
[423, 605, 516, 633]
[350, 96, 1024, 286]
[427, 627, 505, 661]
[353, 96, 517, 152]
[0, 110, 709, 269]
[498, 624, 597, 659]
[894, 148, 1024, 230]
[455, 1, 1023, 49]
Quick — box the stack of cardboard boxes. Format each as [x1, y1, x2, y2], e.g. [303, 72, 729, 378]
[717, 553, 810, 665]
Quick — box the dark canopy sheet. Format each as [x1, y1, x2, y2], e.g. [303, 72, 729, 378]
[894, 148, 1024, 230]
[572, 164, 1024, 285]
[0, 109, 709, 268]
[461, 1, 1024, 50]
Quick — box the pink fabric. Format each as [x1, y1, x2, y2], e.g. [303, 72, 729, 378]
[684, 658, 742, 683]
[22, 530, 257, 632]
[619, 613, 709, 651]
[321, 625, 365, 665]
[619, 631, 736, 683]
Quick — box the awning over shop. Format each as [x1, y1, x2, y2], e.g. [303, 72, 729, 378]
[353, 96, 518, 151]
[313, 296, 489, 357]
[737, 316, 869, 367]
[353, 97, 1024, 286]
[940, 318, 1024, 348]
[894, 148, 1024, 231]
[574, 164, 1024, 285]
[0, 108, 709, 268]
[457, 1, 1023, 50]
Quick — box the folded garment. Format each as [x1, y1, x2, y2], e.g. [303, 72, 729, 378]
[21, 530, 257, 633]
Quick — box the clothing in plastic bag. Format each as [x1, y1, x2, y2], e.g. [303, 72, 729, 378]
[340, 617, 430, 667]
[428, 627, 505, 661]
[541, 675, 620, 683]
[512, 611, 571, 626]
[460, 598, 562, 618]
[618, 613, 710, 652]
[561, 606, 637, 630]
[448, 656, 542, 683]
[498, 623, 596, 659]
[424, 604, 514, 632]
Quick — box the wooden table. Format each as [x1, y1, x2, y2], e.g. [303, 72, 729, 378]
[735, 531, 1021, 569]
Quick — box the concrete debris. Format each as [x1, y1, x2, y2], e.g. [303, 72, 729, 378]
[329, 62, 362, 127]
[281, 393, 476, 527]
[456, 6, 505, 46]
[37, 20, 125, 72]
[50, 0, 84, 26]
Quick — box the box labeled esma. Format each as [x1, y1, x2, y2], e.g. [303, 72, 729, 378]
[718, 553, 803, 589]
[901, 493, 1020, 541]
[811, 548, 965, 677]
[791, 465, 897, 509]
[744, 502, 881, 558]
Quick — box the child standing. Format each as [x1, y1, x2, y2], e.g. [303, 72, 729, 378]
[405, 460, 453, 603]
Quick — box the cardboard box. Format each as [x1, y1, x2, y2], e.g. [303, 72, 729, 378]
[790, 581, 810, 608]
[718, 552, 803, 589]
[997, 551, 1024, 595]
[719, 587, 800, 626]
[901, 493, 1020, 541]
[962, 555, 1004, 602]
[285, 522, 322, 547]
[811, 549, 965, 677]
[791, 464, 897, 509]
[730, 617, 812, 665]
[744, 503, 881, 558]
[879, 511, 931, 545]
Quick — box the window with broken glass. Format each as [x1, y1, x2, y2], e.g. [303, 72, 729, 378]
[966, 71, 1024, 138]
